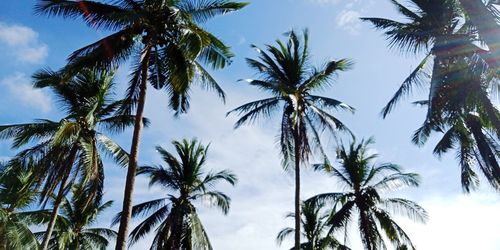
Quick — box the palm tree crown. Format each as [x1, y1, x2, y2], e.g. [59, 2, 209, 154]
[0, 162, 49, 250]
[309, 138, 428, 250]
[277, 201, 350, 250]
[229, 30, 354, 164]
[0, 68, 133, 204]
[362, 0, 500, 192]
[35, 0, 248, 113]
[112, 138, 237, 249]
[0, 68, 134, 250]
[361, 0, 467, 118]
[36, 185, 117, 250]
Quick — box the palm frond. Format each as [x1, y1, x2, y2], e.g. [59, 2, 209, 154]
[96, 134, 129, 167]
[178, 0, 248, 24]
[227, 97, 282, 128]
[381, 198, 428, 223]
[381, 54, 431, 118]
[35, 0, 135, 30]
[128, 206, 170, 246]
[276, 227, 294, 246]
[111, 198, 168, 226]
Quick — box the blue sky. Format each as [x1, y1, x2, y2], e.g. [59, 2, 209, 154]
[1, 0, 500, 249]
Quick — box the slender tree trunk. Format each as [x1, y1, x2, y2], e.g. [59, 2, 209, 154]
[41, 145, 78, 250]
[115, 47, 151, 250]
[293, 127, 301, 250]
[171, 209, 184, 250]
[458, 0, 500, 69]
[0, 226, 6, 250]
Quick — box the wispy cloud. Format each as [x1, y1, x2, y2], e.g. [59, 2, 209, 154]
[0, 73, 52, 113]
[332, 0, 374, 35]
[336, 9, 362, 35]
[0, 22, 48, 64]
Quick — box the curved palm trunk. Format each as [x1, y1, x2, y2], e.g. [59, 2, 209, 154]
[41, 145, 78, 250]
[293, 127, 301, 250]
[115, 48, 151, 250]
[458, 0, 500, 69]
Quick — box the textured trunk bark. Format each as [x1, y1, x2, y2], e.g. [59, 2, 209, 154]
[171, 211, 184, 250]
[115, 47, 151, 250]
[0, 226, 6, 250]
[294, 127, 301, 250]
[458, 0, 500, 68]
[41, 145, 78, 250]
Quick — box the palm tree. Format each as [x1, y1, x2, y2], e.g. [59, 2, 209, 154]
[34, 2, 247, 247]
[362, 0, 500, 191]
[277, 201, 350, 250]
[228, 30, 354, 249]
[35, 185, 117, 250]
[308, 138, 428, 250]
[112, 138, 236, 249]
[0, 161, 50, 250]
[0, 68, 133, 250]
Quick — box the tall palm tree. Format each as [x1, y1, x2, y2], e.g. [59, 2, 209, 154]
[112, 138, 236, 249]
[0, 68, 133, 250]
[308, 138, 428, 250]
[0, 161, 50, 250]
[35, 185, 117, 250]
[34, 2, 247, 247]
[277, 201, 350, 250]
[228, 30, 354, 249]
[362, 0, 500, 191]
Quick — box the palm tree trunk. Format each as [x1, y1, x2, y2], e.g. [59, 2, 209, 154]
[0, 226, 6, 250]
[115, 47, 151, 250]
[41, 145, 78, 250]
[171, 211, 184, 250]
[293, 127, 301, 250]
[458, 0, 500, 69]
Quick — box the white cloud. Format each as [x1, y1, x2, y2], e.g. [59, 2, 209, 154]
[0, 22, 48, 64]
[399, 193, 500, 250]
[336, 9, 362, 35]
[0, 73, 52, 113]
